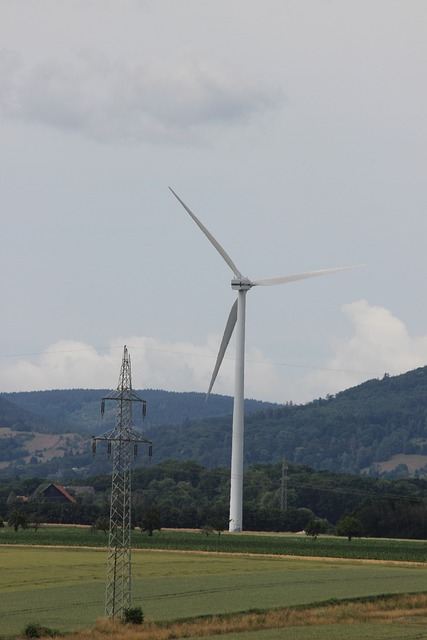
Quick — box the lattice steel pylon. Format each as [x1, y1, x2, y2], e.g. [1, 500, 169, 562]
[92, 345, 152, 620]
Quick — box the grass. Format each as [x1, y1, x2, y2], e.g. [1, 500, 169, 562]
[0, 526, 426, 562]
[0, 545, 426, 637]
[36, 593, 427, 640]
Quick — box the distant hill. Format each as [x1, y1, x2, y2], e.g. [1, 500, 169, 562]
[142, 368, 427, 476]
[0, 395, 62, 432]
[1, 367, 427, 479]
[2, 389, 277, 433]
[0, 389, 277, 477]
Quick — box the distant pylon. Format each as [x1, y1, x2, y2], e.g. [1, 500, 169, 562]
[280, 460, 288, 511]
[92, 345, 152, 620]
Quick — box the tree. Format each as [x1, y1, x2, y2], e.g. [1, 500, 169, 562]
[201, 524, 214, 537]
[29, 514, 43, 532]
[206, 515, 227, 537]
[8, 508, 28, 532]
[305, 518, 327, 540]
[92, 516, 109, 534]
[140, 506, 161, 537]
[336, 515, 364, 541]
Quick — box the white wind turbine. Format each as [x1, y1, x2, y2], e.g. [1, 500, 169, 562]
[170, 187, 363, 532]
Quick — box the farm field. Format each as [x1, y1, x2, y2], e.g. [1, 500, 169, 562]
[0, 526, 426, 562]
[0, 545, 426, 637]
[187, 623, 427, 640]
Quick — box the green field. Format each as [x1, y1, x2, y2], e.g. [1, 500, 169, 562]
[186, 624, 427, 640]
[0, 526, 426, 562]
[0, 545, 426, 637]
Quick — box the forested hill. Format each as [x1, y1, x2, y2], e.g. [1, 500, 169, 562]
[2, 366, 427, 478]
[2, 389, 278, 434]
[143, 367, 427, 475]
[0, 395, 63, 432]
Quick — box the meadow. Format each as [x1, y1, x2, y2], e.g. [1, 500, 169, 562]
[0, 542, 426, 638]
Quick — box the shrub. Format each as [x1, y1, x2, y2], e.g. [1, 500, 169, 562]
[24, 623, 42, 638]
[23, 623, 60, 638]
[122, 606, 144, 624]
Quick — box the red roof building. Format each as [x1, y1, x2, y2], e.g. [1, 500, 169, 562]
[40, 483, 77, 504]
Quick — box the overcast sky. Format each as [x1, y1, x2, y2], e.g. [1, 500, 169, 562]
[1, 0, 426, 404]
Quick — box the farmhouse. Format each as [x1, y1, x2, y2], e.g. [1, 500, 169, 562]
[39, 483, 77, 504]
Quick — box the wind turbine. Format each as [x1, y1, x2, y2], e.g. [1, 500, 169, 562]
[170, 187, 363, 532]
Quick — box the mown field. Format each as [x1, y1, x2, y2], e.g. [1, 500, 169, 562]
[0, 539, 426, 638]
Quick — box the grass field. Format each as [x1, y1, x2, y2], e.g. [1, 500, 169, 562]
[187, 622, 427, 640]
[69, 595, 427, 640]
[0, 545, 426, 638]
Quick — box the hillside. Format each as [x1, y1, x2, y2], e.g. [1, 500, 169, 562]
[4, 389, 276, 433]
[143, 368, 427, 476]
[1, 367, 427, 478]
[0, 395, 65, 432]
[0, 390, 277, 477]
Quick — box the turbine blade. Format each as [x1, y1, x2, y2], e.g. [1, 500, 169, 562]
[251, 264, 366, 287]
[169, 187, 242, 278]
[207, 299, 238, 399]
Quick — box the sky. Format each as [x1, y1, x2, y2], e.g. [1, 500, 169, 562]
[1, 0, 426, 404]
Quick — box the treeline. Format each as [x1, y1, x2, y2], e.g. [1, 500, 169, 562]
[1, 460, 426, 539]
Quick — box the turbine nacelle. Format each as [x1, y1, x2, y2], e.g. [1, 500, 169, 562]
[231, 278, 253, 291]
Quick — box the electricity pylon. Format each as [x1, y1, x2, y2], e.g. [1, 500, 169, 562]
[280, 460, 288, 511]
[92, 345, 152, 620]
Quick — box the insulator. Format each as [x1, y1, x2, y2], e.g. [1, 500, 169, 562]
[148, 444, 153, 459]
[101, 399, 105, 417]
[107, 441, 112, 458]
[134, 444, 138, 458]
[92, 440, 96, 456]
[142, 401, 146, 420]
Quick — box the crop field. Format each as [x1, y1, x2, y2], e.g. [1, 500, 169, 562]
[0, 544, 426, 638]
[0, 526, 426, 562]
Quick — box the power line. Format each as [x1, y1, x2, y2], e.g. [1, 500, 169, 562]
[0, 344, 380, 378]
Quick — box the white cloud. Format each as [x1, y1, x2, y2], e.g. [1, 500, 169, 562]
[304, 300, 427, 399]
[2, 302, 427, 404]
[0, 48, 280, 143]
[0, 336, 235, 395]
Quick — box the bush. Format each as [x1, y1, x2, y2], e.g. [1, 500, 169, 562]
[23, 623, 60, 638]
[24, 623, 42, 638]
[122, 606, 144, 624]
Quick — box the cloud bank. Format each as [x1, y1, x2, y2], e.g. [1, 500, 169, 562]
[304, 299, 427, 399]
[0, 48, 280, 143]
[2, 301, 427, 404]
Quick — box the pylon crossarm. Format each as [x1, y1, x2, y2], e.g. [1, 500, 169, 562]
[101, 390, 145, 403]
[93, 432, 151, 444]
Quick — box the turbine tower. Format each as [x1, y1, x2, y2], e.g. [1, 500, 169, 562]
[92, 345, 152, 620]
[170, 187, 363, 532]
